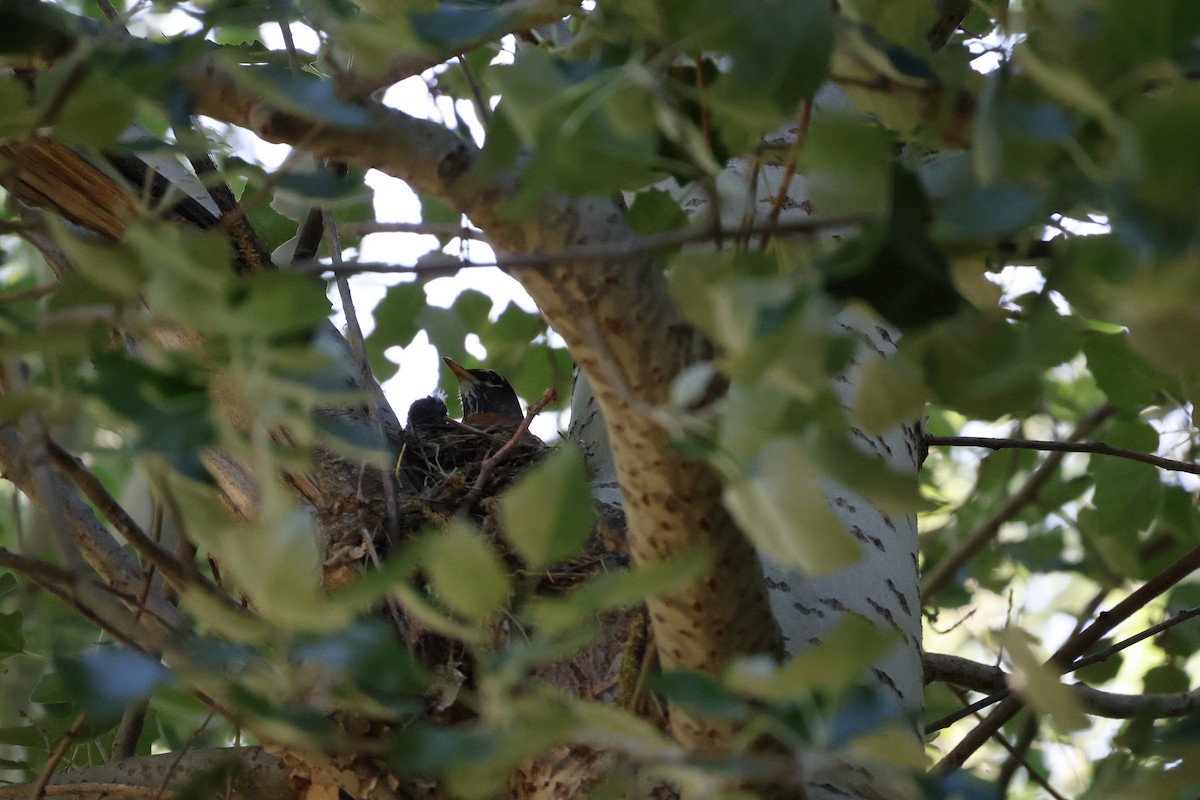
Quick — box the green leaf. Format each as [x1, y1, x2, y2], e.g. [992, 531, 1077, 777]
[1103, 418, 1159, 453]
[57, 647, 171, 723]
[1015, 45, 1116, 129]
[724, 438, 862, 576]
[230, 270, 332, 338]
[221, 60, 373, 129]
[290, 620, 428, 703]
[1089, 457, 1163, 538]
[0, 611, 24, 657]
[932, 185, 1044, 242]
[499, 445, 594, 568]
[1084, 332, 1173, 410]
[452, 289, 494, 329]
[1072, 648, 1122, 685]
[673, 0, 833, 122]
[31, 673, 70, 708]
[1143, 664, 1189, 695]
[423, 521, 511, 621]
[917, 310, 1078, 419]
[626, 188, 689, 236]
[274, 167, 372, 203]
[52, 223, 146, 299]
[726, 615, 896, 700]
[39, 61, 137, 147]
[648, 671, 750, 721]
[366, 280, 427, 379]
[419, 193, 461, 226]
[523, 553, 710, 635]
[172, 478, 349, 633]
[85, 351, 215, 477]
[853, 354, 932, 434]
[0, 0, 79, 62]
[820, 167, 964, 329]
[1002, 629, 1088, 733]
[812, 431, 929, 515]
[0, 79, 36, 138]
[804, 114, 894, 218]
[410, 3, 525, 50]
[0, 725, 50, 749]
[565, 699, 682, 760]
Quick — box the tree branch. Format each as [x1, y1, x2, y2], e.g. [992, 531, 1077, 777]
[183, 43, 785, 755]
[926, 434, 1200, 476]
[294, 215, 863, 277]
[925, 652, 1200, 722]
[0, 426, 187, 631]
[931, 542, 1200, 776]
[0, 546, 183, 644]
[920, 406, 1114, 601]
[942, 684, 1066, 800]
[462, 387, 557, 508]
[331, 0, 574, 100]
[45, 440, 198, 592]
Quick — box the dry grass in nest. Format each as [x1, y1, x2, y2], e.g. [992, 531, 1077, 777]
[401, 424, 550, 524]
[322, 423, 550, 575]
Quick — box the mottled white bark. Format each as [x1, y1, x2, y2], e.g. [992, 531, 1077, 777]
[669, 86, 924, 798]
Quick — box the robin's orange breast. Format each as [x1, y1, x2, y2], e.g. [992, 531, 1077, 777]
[462, 411, 522, 429]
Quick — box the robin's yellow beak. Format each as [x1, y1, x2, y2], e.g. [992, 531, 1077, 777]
[442, 357, 478, 383]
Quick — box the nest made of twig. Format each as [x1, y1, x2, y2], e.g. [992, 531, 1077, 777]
[401, 422, 548, 519]
[321, 423, 548, 575]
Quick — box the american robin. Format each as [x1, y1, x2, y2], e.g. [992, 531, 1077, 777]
[442, 357, 525, 429]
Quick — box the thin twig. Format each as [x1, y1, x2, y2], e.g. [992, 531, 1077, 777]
[920, 406, 1114, 601]
[46, 441, 195, 592]
[926, 434, 1200, 475]
[457, 54, 492, 127]
[294, 215, 863, 277]
[0, 546, 183, 637]
[1069, 604, 1200, 673]
[0, 283, 58, 303]
[926, 687, 1010, 734]
[998, 714, 1040, 797]
[326, 207, 403, 544]
[20, 415, 83, 572]
[93, 0, 121, 23]
[462, 387, 557, 507]
[360, 530, 408, 636]
[31, 712, 87, 800]
[0, 550, 140, 649]
[758, 98, 812, 251]
[153, 710, 215, 800]
[925, 651, 1200, 723]
[931, 542, 1200, 776]
[944, 686, 1066, 800]
[336, 221, 488, 240]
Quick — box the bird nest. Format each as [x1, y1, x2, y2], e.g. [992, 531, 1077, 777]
[317, 404, 631, 705]
[322, 385, 626, 599]
[320, 422, 549, 579]
[401, 422, 550, 522]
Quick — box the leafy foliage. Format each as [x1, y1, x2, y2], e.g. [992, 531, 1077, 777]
[0, 0, 1199, 798]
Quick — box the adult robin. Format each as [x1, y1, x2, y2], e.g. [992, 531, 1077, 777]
[442, 357, 525, 429]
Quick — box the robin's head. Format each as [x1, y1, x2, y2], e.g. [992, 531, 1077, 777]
[442, 357, 523, 423]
